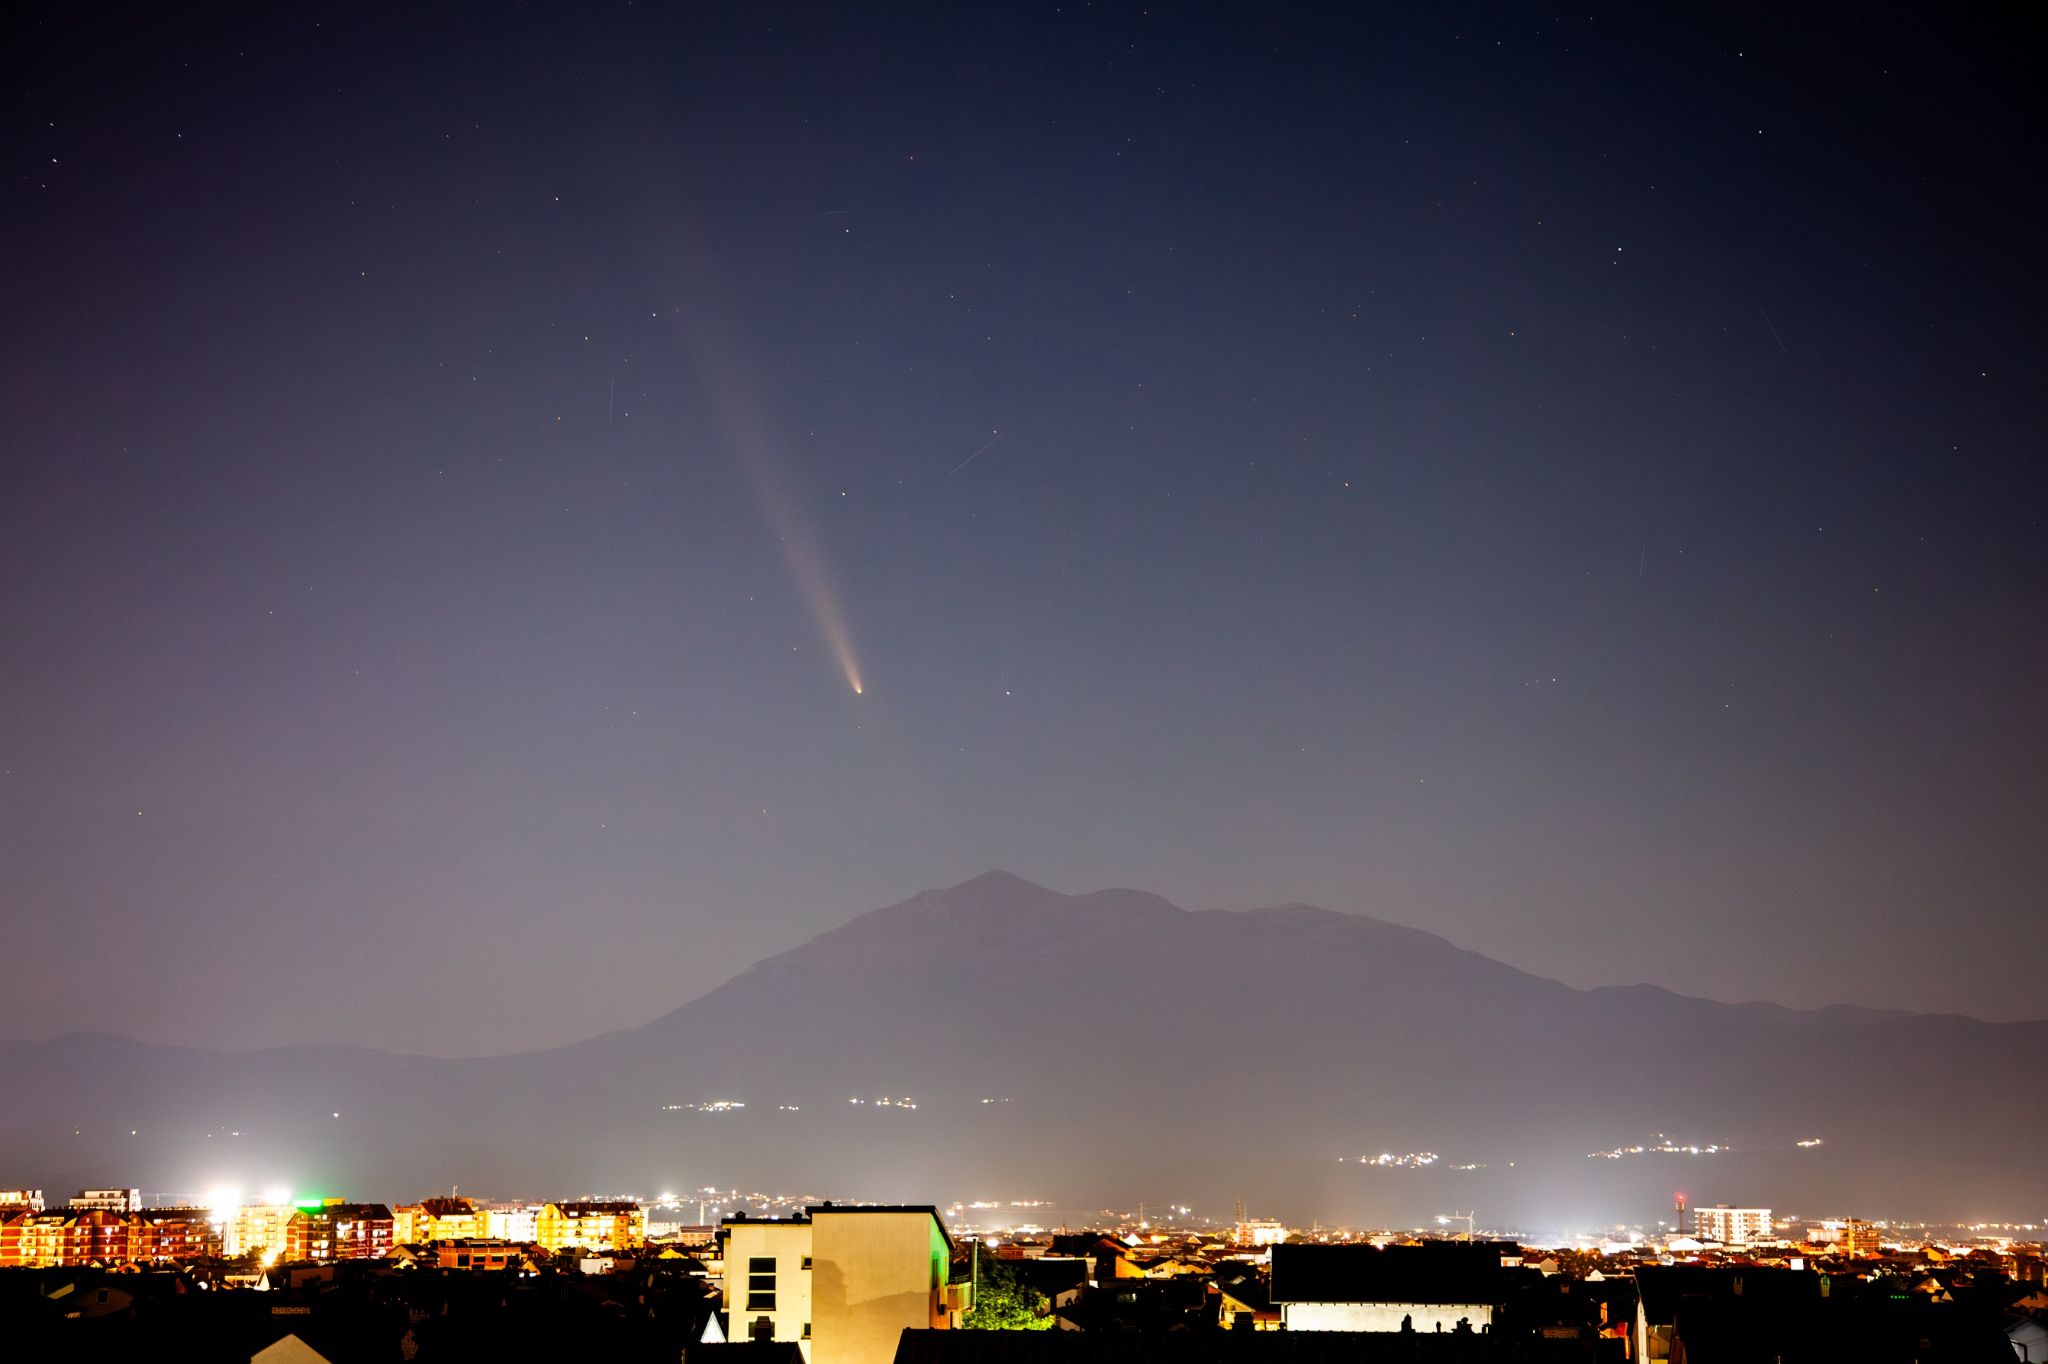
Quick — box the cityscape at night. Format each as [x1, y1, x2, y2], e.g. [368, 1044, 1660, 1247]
[6, 0, 2044, 1359]
[2, 1178, 2045, 1359]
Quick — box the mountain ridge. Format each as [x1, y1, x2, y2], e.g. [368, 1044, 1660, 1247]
[4, 872, 2031, 1048]
[2, 872, 2042, 1225]
[4, 875, 2022, 1056]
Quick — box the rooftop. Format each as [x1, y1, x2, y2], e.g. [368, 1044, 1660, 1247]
[1269, 1243, 1511, 1307]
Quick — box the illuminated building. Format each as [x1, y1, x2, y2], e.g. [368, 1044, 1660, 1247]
[60, 1210, 129, 1264]
[536, 1201, 646, 1253]
[0, 1189, 44, 1213]
[1835, 1218, 1882, 1257]
[226, 1202, 295, 1259]
[284, 1201, 395, 1261]
[0, 1210, 127, 1266]
[719, 1205, 966, 1364]
[1693, 1206, 1773, 1246]
[69, 1188, 141, 1213]
[394, 1196, 487, 1244]
[486, 1204, 541, 1242]
[0, 1212, 44, 1265]
[130, 1207, 215, 1263]
[723, 1216, 814, 1354]
[1, 1212, 60, 1266]
[1233, 1219, 1289, 1248]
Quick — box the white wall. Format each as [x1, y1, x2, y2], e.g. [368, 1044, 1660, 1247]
[724, 1221, 814, 1363]
[1283, 1302, 1493, 1333]
[486, 1206, 539, 1242]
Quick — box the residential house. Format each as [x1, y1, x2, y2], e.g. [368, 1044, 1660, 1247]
[536, 1200, 646, 1253]
[396, 1196, 487, 1244]
[1269, 1242, 1509, 1334]
[284, 1202, 395, 1261]
[1632, 1266, 1819, 1364]
[129, 1207, 215, 1263]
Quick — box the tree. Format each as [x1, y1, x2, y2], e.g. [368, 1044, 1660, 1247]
[961, 1244, 1054, 1329]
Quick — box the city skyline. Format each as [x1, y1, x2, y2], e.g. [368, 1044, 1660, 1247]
[3, 1181, 2035, 1251]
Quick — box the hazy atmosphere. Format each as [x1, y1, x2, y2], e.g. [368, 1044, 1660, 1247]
[6, 2, 2042, 1060]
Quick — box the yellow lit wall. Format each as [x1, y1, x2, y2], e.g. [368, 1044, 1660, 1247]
[227, 1204, 293, 1259]
[810, 1210, 954, 1364]
[537, 1203, 646, 1252]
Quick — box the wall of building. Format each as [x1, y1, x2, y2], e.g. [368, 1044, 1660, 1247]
[811, 1212, 950, 1364]
[1283, 1301, 1495, 1333]
[226, 1204, 293, 1258]
[723, 1221, 815, 1362]
[1693, 1208, 1772, 1245]
[536, 1205, 643, 1252]
[487, 1206, 540, 1242]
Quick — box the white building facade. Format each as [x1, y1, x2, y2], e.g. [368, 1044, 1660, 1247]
[719, 1206, 965, 1364]
[1693, 1206, 1772, 1245]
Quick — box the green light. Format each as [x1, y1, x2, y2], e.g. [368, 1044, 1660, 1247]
[294, 1198, 325, 1210]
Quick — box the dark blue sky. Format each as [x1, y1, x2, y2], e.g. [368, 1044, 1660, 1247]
[5, 2, 2042, 1054]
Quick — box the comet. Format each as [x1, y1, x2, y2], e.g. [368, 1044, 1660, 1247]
[665, 233, 868, 697]
[672, 315, 864, 694]
[745, 456, 865, 696]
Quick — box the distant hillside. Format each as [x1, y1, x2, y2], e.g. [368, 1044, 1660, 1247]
[3, 872, 2042, 1227]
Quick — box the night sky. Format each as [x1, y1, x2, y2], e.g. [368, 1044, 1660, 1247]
[6, 3, 2042, 1056]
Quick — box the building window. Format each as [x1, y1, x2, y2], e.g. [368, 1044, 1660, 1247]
[803, 1323, 812, 1339]
[748, 1256, 777, 1311]
[802, 1256, 813, 1270]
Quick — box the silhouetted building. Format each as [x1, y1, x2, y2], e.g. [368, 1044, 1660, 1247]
[895, 1329, 1596, 1364]
[1270, 1242, 1510, 1333]
[1633, 1267, 1817, 1364]
[434, 1237, 540, 1270]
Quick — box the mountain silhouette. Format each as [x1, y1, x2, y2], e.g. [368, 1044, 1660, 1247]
[4, 872, 2040, 1228]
